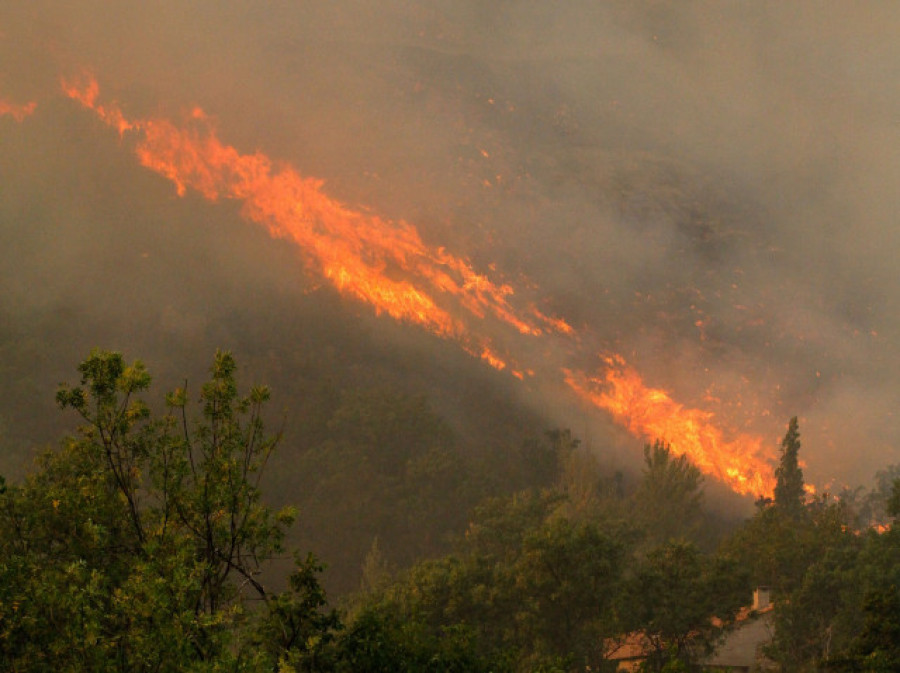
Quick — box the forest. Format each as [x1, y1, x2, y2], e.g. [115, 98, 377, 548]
[1, 349, 898, 672]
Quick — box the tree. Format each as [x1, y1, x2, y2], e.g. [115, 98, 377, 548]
[334, 608, 502, 673]
[835, 586, 900, 671]
[766, 537, 862, 668]
[620, 542, 748, 672]
[774, 416, 805, 519]
[854, 465, 900, 528]
[355, 489, 630, 672]
[888, 478, 900, 519]
[285, 387, 475, 595]
[514, 517, 626, 669]
[634, 440, 705, 546]
[0, 349, 336, 671]
[825, 524, 900, 671]
[255, 552, 343, 671]
[720, 492, 848, 598]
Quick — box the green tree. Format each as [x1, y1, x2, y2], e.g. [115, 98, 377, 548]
[634, 440, 705, 546]
[514, 517, 626, 670]
[356, 489, 630, 672]
[888, 477, 900, 519]
[825, 523, 900, 671]
[0, 349, 336, 672]
[620, 542, 748, 672]
[721, 438, 900, 671]
[854, 465, 900, 528]
[836, 586, 900, 671]
[766, 536, 862, 669]
[335, 608, 502, 673]
[255, 552, 342, 671]
[286, 387, 475, 595]
[774, 416, 805, 519]
[722, 502, 824, 595]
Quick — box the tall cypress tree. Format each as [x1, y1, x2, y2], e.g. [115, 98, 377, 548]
[774, 416, 805, 517]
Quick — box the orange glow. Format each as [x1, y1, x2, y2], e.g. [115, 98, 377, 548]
[565, 355, 776, 497]
[531, 306, 575, 336]
[479, 346, 508, 371]
[61, 73, 551, 347]
[0, 98, 36, 121]
[60, 77, 131, 134]
[62, 73, 781, 497]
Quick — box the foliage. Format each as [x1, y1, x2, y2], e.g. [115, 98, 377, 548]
[255, 553, 343, 671]
[888, 478, 900, 518]
[722, 422, 900, 672]
[633, 440, 705, 547]
[356, 488, 629, 672]
[824, 526, 900, 671]
[0, 349, 336, 671]
[837, 586, 900, 671]
[620, 541, 748, 672]
[335, 607, 503, 673]
[766, 538, 862, 668]
[13, 355, 900, 673]
[282, 387, 484, 595]
[851, 464, 900, 527]
[721, 503, 820, 594]
[774, 416, 805, 519]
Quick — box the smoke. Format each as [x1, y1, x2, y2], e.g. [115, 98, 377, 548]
[2, 1, 900, 488]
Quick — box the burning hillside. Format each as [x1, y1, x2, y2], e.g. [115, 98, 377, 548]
[0, 98, 35, 121]
[2, 1, 899, 494]
[50, 72, 778, 496]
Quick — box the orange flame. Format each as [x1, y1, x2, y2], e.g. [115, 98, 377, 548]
[62, 74, 781, 497]
[61, 74, 556, 352]
[478, 345, 507, 371]
[565, 355, 776, 497]
[60, 77, 132, 134]
[531, 305, 576, 336]
[0, 98, 36, 122]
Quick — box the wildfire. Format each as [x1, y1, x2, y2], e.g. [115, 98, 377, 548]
[564, 356, 776, 496]
[61, 73, 564, 349]
[478, 346, 507, 371]
[61, 73, 778, 497]
[0, 98, 36, 122]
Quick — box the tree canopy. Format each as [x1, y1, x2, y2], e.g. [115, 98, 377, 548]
[0, 349, 333, 671]
[5, 349, 900, 672]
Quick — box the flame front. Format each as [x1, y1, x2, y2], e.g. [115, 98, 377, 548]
[61, 74, 567, 357]
[62, 74, 777, 497]
[565, 356, 776, 496]
[0, 98, 36, 122]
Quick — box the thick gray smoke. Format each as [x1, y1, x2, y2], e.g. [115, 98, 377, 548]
[2, 1, 899, 488]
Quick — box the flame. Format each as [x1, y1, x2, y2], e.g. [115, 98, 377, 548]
[564, 355, 776, 497]
[61, 73, 555, 349]
[478, 346, 507, 371]
[61, 73, 779, 497]
[0, 98, 36, 121]
[531, 305, 576, 336]
[60, 77, 131, 134]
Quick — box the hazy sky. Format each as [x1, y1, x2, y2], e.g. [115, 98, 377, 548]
[3, 1, 900, 489]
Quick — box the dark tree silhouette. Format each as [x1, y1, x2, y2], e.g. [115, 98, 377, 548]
[774, 417, 805, 519]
